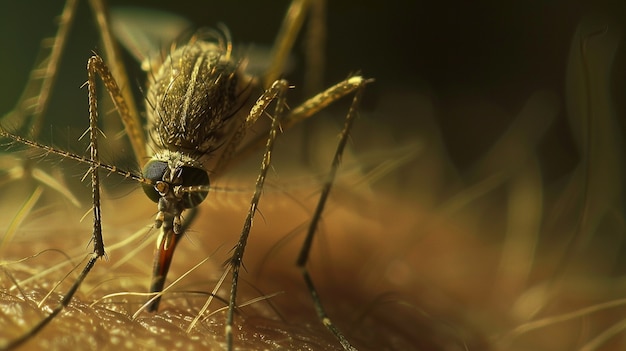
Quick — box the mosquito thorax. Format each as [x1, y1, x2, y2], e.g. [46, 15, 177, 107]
[145, 39, 254, 167]
[141, 152, 210, 210]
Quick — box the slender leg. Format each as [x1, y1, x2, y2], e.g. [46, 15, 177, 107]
[0, 54, 109, 351]
[0, 0, 81, 219]
[217, 76, 367, 174]
[212, 78, 290, 350]
[294, 78, 368, 351]
[263, 0, 310, 88]
[87, 0, 146, 163]
[219, 76, 370, 350]
[1, 0, 78, 138]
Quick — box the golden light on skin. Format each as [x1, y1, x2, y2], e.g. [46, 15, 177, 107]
[0, 149, 490, 351]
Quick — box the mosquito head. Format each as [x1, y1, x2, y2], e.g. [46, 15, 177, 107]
[141, 152, 209, 234]
[141, 157, 210, 210]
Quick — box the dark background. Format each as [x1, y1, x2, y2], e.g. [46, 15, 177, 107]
[1, 0, 625, 179]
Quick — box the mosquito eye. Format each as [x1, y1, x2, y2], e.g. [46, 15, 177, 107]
[179, 166, 210, 208]
[142, 160, 168, 203]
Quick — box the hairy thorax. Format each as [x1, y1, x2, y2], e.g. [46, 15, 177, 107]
[145, 40, 254, 168]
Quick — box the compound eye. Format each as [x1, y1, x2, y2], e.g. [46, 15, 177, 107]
[179, 166, 210, 208]
[142, 160, 168, 203]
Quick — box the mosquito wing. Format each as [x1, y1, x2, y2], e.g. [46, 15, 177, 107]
[110, 6, 192, 71]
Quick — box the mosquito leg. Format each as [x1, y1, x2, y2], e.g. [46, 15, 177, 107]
[1, 0, 79, 138]
[0, 53, 109, 351]
[213, 74, 288, 174]
[295, 78, 368, 351]
[85, 55, 106, 258]
[263, 0, 309, 88]
[264, 0, 327, 93]
[87, 0, 146, 163]
[1, 254, 99, 351]
[221, 76, 369, 350]
[223, 79, 289, 351]
[227, 76, 367, 173]
[0, 0, 80, 216]
[81, 53, 146, 163]
[303, 0, 326, 96]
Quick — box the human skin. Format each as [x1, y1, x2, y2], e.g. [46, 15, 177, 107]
[0, 161, 492, 351]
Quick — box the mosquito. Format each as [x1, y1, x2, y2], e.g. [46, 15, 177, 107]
[0, 0, 369, 350]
